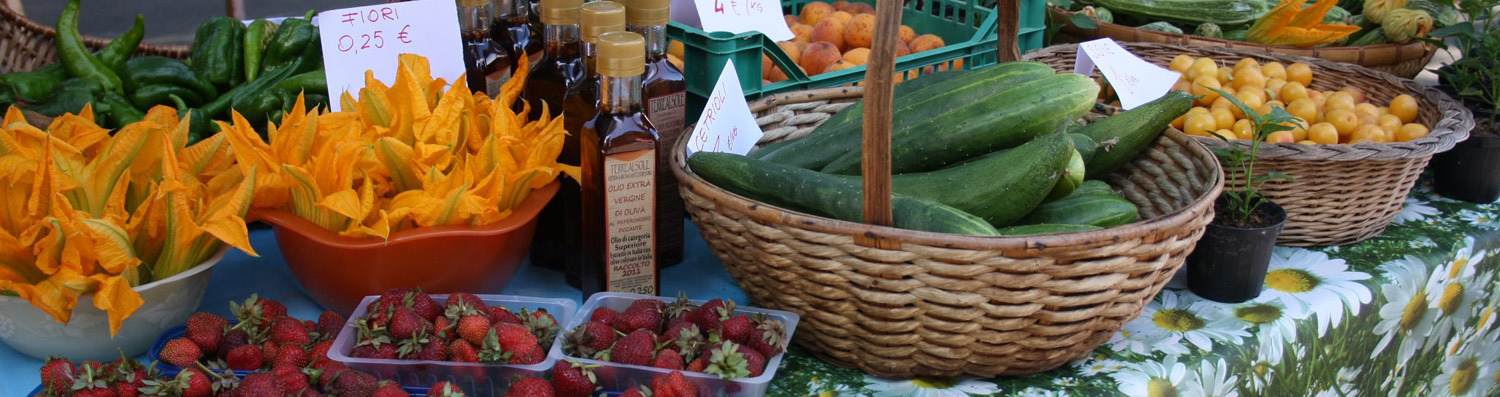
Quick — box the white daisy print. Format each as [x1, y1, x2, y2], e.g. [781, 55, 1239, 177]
[1430, 338, 1499, 396]
[1436, 238, 1487, 282]
[1189, 358, 1239, 397]
[1246, 360, 1275, 393]
[1396, 196, 1438, 223]
[1458, 210, 1500, 229]
[1072, 355, 1128, 377]
[1110, 355, 1196, 396]
[861, 376, 1000, 397]
[1106, 323, 1188, 356]
[1426, 270, 1492, 349]
[1372, 256, 1439, 361]
[1123, 290, 1249, 353]
[1221, 300, 1303, 365]
[1256, 248, 1373, 337]
[1018, 387, 1065, 397]
[806, 377, 856, 397]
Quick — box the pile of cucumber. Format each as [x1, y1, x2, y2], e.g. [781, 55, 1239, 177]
[689, 62, 1193, 236]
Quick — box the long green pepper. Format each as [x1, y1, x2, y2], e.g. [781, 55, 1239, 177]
[55, 0, 123, 93]
[0, 14, 142, 104]
[244, 20, 277, 82]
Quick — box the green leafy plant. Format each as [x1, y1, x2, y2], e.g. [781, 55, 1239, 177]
[1206, 86, 1297, 227]
[1427, 0, 1500, 124]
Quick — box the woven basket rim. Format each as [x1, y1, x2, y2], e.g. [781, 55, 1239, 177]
[1047, 5, 1436, 55]
[671, 85, 1225, 251]
[1025, 42, 1474, 162]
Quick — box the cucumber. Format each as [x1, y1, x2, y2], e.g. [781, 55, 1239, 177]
[1349, 28, 1389, 46]
[1046, 149, 1087, 201]
[1405, 1, 1459, 26]
[758, 62, 1057, 170]
[688, 152, 1001, 236]
[1138, 22, 1185, 34]
[998, 224, 1103, 236]
[1068, 133, 1098, 163]
[1074, 180, 1116, 196]
[1076, 90, 1194, 179]
[820, 73, 1099, 175]
[1018, 188, 1140, 228]
[812, 69, 971, 135]
[1094, 0, 1270, 26]
[875, 133, 1073, 227]
[748, 139, 795, 159]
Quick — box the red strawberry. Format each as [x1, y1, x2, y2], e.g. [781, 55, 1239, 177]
[629, 299, 667, 315]
[113, 381, 140, 397]
[506, 376, 554, 397]
[308, 340, 334, 366]
[489, 306, 522, 325]
[68, 364, 114, 397]
[686, 357, 707, 372]
[511, 343, 546, 365]
[231, 294, 286, 331]
[180, 368, 213, 397]
[317, 311, 346, 341]
[614, 304, 663, 334]
[226, 344, 266, 370]
[564, 321, 617, 358]
[478, 329, 513, 364]
[588, 307, 620, 326]
[372, 380, 407, 397]
[704, 342, 751, 379]
[458, 314, 492, 346]
[408, 290, 444, 321]
[261, 341, 281, 364]
[160, 338, 202, 367]
[652, 349, 686, 370]
[184, 313, 228, 353]
[659, 322, 703, 360]
[620, 389, 647, 397]
[449, 339, 480, 362]
[492, 323, 539, 355]
[434, 315, 456, 341]
[269, 316, 312, 346]
[650, 371, 700, 397]
[737, 344, 767, 377]
[353, 342, 399, 359]
[418, 337, 448, 361]
[689, 299, 731, 333]
[444, 293, 487, 312]
[109, 360, 148, 397]
[272, 365, 310, 395]
[275, 344, 309, 368]
[389, 307, 432, 340]
[523, 309, 561, 345]
[40, 357, 76, 392]
[664, 293, 694, 328]
[231, 373, 282, 397]
[426, 381, 468, 397]
[333, 368, 380, 396]
[377, 287, 413, 308]
[720, 314, 753, 344]
[216, 329, 250, 359]
[551, 360, 599, 397]
[609, 329, 657, 366]
[745, 316, 786, 358]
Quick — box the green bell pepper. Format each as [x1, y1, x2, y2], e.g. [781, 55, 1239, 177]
[120, 56, 218, 100]
[23, 77, 103, 118]
[98, 91, 145, 128]
[0, 14, 142, 104]
[189, 16, 246, 90]
[56, 0, 123, 93]
[131, 84, 204, 110]
[261, 16, 316, 75]
[244, 19, 278, 82]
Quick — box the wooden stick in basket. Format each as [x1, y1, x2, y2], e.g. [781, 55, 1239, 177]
[857, 0, 903, 249]
[997, 0, 1021, 62]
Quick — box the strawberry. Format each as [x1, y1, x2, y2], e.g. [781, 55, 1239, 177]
[434, 315, 457, 341]
[333, 368, 380, 396]
[377, 287, 414, 308]
[563, 321, 617, 357]
[444, 293, 486, 312]
[492, 323, 539, 355]
[489, 306, 522, 325]
[231, 294, 286, 331]
[372, 380, 408, 397]
[230, 373, 282, 397]
[720, 315, 753, 344]
[426, 381, 468, 397]
[272, 365, 310, 395]
[40, 357, 77, 392]
[274, 344, 309, 368]
[307, 340, 334, 366]
[609, 329, 658, 366]
[551, 360, 599, 397]
[652, 349, 686, 370]
[686, 357, 707, 372]
[478, 329, 513, 364]
[506, 376, 554, 397]
[68, 364, 113, 397]
[688, 299, 732, 334]
[523, 309, 561, 346]
[649, 371, 700, 397]
[745, 315, 786, 358]
[407, 290, 444, 321]
[511, 343, 546, 365]
[389, 307, 432, 340]
[184, 313, 228, 353]
[180, 368, 213, 397]
[664, 293, 694, 328]
[417, 336, 449, 361]
[226, 344, 266, 370]
[109, 359, 148, 397]
[448, 339, 480, 362]
[261, 341, 281, 365]
[658, 322, 703, 358]
[588, 307, 620, 326]
[353, 341, 399, 359]
[457, 314, 492, 346]
[216, 328, 251, 360]
[620, 389, 647, 397]
[613, 303, 663, 334]
[113, 381, 140, 397]
[704, 342, 751, 379]
[737, 344, 767, 377]
[396, 330, 438, 359]
[270, 316, 313, 346]
[160, 338, 202, 367]
[317, 311, 346, 342]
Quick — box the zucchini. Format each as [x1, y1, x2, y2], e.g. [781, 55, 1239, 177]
[817, 69, 970, 130]
[1405, 0, 1459, 27]
[998, 224, 1103, 236]
[1224, 29, 1249, 41]
[1046, 149, 1087, 201]
[747, 139, 795, 159]
[1075, 90, 1194, 179]
[1069, 133, 1098, 163]
[1095, 0, 1270, 26]
[1138, 22, 1185, 34]
[1018, 188, 1140, 228]
[1349, 28, 1389, 46]
[688, 152, 1001, 236]
[758, 62, 1056, 170]
[1073, 180, 1116, 196]
[820, 73, 1099, 175]
[878, 133, 1074, 227]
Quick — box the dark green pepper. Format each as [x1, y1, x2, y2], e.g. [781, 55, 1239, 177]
[234, 90, 286, 128]
[23, 77, 104, 118]
[98, 91, 145, 128]
[0, 14, 142, 103]
[131, 84, 204, 110]
[56, 0, 123, 92]
[244, 20, 277, 82]
[275, 70, 326, 95]
[261, 17, 316, 75]
[181, 56, 308, 142]
[189, 16, 246, 90]
[120, 56, 218, 100]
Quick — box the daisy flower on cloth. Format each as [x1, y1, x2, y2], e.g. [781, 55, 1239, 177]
[1395, 196, 1439, 224]
[1255, 248, 1372, 337]
[1371, 256, 1439, 361]
[1117, 290, 1249, 355]
[1189, 358, 1239, 397]
[1429, 336, 1499, 397]
[1109, 355, 1197, 396]
[860, 376, 999, 397]
[1458, 209, 1500, 229]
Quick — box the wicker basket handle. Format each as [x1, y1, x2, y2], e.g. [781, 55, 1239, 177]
[857, 0, 1019, 248]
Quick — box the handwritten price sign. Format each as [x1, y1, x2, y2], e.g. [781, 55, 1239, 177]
[318, 0, 465, 111]
[690, 0, 793, 41]
[687, 61, 763, 156]
[1073, 38, 1180, 110]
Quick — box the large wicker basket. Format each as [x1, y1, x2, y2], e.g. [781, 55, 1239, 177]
[1049, 6, 1437, 79]
[1026, 42, 1473, 247]
[0, 5, 189, 74]
[671, 85, 1224, 376]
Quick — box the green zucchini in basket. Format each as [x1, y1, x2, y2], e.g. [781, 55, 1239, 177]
[1094, 0, 1271, 26]
[1019, 182, 1141, 228]
[1073, 90, 1194, 179]
[746, 69, 971, 160]
[687, 152, 1001, 236]
[872, 133, 1074, 227]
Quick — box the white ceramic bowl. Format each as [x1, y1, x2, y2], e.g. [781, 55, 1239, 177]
[0, 247, 228, 361]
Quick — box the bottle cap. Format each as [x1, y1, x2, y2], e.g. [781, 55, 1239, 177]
[581, 1, 627, 43]
[626, 0, 670, 26]
[540, 0, 584, 25]
[596, 31, 645, 77]
[459, 0, 488, 7]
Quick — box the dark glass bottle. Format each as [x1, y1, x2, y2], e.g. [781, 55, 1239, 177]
[557, 0, 626, 287]
[491, 0, 543, 72]
[580, 31, 659, 298]
[524, 0, 586, 272]
[459, 0, 512, 97]
[627, 0, 687, 266]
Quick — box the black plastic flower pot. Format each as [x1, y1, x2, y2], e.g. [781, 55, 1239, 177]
[1186, 197, 1287, 304]
[1432, 120, 1500, 203]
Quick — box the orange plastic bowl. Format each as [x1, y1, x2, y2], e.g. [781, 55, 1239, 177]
[251, 182, 559, 314]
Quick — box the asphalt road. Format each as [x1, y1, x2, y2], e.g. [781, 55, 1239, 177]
[18, 0, 376, 45]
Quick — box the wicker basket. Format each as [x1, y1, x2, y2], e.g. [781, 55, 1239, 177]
[671, 85, 1224, 376]
[1025, 42, 1473, 247]
[1049, 6, 1437, 79]
[0, 5, 189, 74]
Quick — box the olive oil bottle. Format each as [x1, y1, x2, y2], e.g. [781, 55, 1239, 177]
[459, 0, 512, 97]
[580, 31, 659, 297]
[524, 0, 586, 272]
[568, 1, 626, 138]
[491, 0, 542, 72]
[626, 0, 687, 266]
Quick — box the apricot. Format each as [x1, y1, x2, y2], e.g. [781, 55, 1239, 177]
[800, 1, 835, 25]
[812, 18, 848, 51]
[845, 13, 876, 49]
[843, 48, 870, 65]
[668, 40, 684, 60]
[800, 41, 843, 76]
[791, 24, 814, 42]
[825, 60, 857, 74]
[777, 41, 802, 66]
[827, 11, 853, 26]
[844, 2, 874, 14]
[832, 1, 848, 10]
[784, 15, 800, 26]
[899, 25, 917, 43]
[909, 34, 945, 53]
[896, 41, 911, 57]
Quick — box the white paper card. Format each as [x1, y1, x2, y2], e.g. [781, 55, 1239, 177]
[691, 0, 795, 42]
[671, 0, 702, 28]
[1073, 38, 1181, 110]
[318, 0, 466, 111]
[687, 61, 764, 156]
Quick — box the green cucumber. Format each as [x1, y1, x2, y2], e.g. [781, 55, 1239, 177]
[748, 139, 796, 159]
[688, 152, 1000, 236]
[998, 224, 1102, 235]
[1068, 133, 1098, 163]
[821, 73, 1099, 175]
[1018, 189, 1140, 228]
[871, 133, 1074, 227]
[1094, 0, 1270, 26]
[1138, 22, 1185, 34]
[1076, 90, 1194, 179]
[1074, 180, 1116, 196]
[1046, 149, 1087, 201]
[758, 62, 1057, 170]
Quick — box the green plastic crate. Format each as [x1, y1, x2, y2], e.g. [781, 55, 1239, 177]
[667, 0, 1044, 120]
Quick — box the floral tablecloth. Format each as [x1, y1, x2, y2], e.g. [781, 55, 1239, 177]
[766, 182, 1500, 397]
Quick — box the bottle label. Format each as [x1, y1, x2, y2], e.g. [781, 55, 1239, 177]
[485, 67, 512, 98]
[604, 149, 657, 295]
[647, 92, 687, 140]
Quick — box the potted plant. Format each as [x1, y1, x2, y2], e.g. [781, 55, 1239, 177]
[0, 107, 255, 361]
[1429, 1, 1500, 203]
[1185, 88, 1295, 303]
